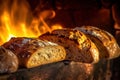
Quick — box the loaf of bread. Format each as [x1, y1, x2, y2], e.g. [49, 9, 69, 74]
[0, 46, 18, 73]
[2, 38, 66, 68]
[39, 28, 99, 63]
[74, 26, 120, 59]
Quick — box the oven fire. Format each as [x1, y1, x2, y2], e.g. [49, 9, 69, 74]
[0, 0, 62, 45]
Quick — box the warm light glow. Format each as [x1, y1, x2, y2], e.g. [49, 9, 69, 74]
[51, 24, 63, 31]
[0, 0, 63, 45]
[7, 34, 16, 41]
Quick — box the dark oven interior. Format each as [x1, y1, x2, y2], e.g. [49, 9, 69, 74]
[27, 0, 120, 43]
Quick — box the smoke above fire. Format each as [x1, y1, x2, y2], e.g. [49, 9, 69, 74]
[0, 0, 62, 45]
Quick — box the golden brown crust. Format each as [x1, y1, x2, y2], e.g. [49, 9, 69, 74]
[39, 29, 99, 63]
[86, 35, 109, 59]
[19, 39, 66, 68]
[2, 38, 66, 68]
[75, 26, 120, 59]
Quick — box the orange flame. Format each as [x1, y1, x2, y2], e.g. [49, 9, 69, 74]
[0, 0, 62, 45]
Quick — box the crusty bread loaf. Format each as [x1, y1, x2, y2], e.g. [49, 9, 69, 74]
[39, 28, 99, 63]
[0, 46, 18, 73]
[74, 26, 120, 59]
[2, 38, 66, 68]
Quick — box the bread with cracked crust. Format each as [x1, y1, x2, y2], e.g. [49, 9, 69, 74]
[2, 38, 66, 68]
[39, 28, 99, 63]
[75, 26, 120, 59]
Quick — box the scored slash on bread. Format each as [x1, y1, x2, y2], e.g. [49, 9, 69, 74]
[74, 26, 120, 59]
[39, 28, 100, 63]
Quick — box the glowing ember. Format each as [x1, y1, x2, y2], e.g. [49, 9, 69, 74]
[0, 0, 62, 45]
